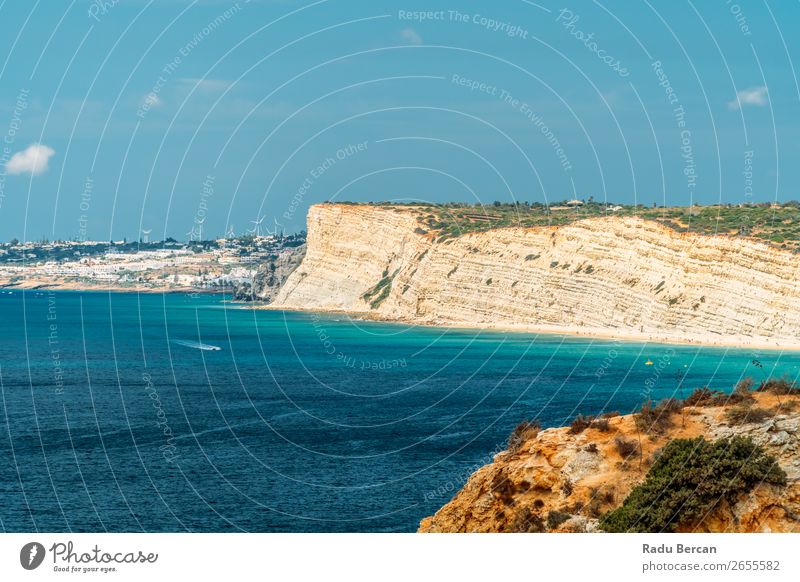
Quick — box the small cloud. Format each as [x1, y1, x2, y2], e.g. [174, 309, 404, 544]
[6, 143, 56, 176]
[141, 92, 163, 109]
[729, 86, 768, 110]
[400, 28, 423, 46]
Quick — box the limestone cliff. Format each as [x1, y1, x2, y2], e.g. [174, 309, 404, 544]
[271, 204, 800, 348]
[418, 391, 800, 533]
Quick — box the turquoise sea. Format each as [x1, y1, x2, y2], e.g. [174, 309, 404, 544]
[0, 291, 796, 532]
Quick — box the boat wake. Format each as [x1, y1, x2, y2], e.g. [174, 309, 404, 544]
[172, 339, 222, 351]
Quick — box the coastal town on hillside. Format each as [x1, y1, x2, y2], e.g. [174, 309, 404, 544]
[0, 232, 306, 293]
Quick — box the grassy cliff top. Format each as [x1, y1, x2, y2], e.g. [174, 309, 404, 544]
[324, 200, 800, 250]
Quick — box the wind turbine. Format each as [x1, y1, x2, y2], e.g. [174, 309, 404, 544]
[185, 225, 198, 242]
[271, 218, 284, 238]
[195, 217, 206, 242]
[141, 229, 152, 244]
[250, 216, 265, 237]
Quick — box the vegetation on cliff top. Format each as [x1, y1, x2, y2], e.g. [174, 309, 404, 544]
[599, 436, 787, 532]
[325, 200, 800, 250]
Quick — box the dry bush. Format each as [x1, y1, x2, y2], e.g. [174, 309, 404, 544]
[684, 385, 752, 408]
[509, 507, 545, 532]
[591, 417, 611, 432]
[585, 488, 606, 518]
[491, 470, 517, 505]
[685, 387, 727, 407]
[734, 377, 755, 394]
[635, 399, 678, 434]
[546, 510, 572, 530]
[757, 377, 799, 396]
[724, 405, 776, 426]
[507, 420, 540, 453]
[614, 437, 640, 459]
[569, 414, 594, 434]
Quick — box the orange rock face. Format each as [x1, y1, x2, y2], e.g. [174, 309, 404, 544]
[419, 392, 800, 533]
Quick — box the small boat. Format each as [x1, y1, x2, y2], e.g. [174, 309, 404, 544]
[645, 359, 654, 366]
[172, 339, 222, 351]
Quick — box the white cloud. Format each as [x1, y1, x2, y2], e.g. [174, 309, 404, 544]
[729, 86, 768, 110]
[141, 92, 163, 109]
[6, 143, 56, 176]
[400, 28, 423, 46]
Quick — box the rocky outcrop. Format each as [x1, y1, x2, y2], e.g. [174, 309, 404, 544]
[418, 391, 800, 533]
[270, 204, 800, 348]
[234, 244, 306, 302]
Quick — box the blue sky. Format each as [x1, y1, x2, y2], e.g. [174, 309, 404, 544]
[0, 0, 798, 241]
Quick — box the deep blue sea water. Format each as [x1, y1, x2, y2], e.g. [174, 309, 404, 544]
[0, 291, 797, 532]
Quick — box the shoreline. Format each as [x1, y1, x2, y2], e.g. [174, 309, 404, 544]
[0, 281, 227, 295]
[252, 303, 800, 353]
[7, 285, 797, 352]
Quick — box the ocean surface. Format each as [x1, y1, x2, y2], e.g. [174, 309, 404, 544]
[0, 291, 796, 532]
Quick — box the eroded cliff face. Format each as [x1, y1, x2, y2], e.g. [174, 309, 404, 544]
[418, 392, 800, 533]
[271, 204, 800, 347]
[234, 244, 306, 302]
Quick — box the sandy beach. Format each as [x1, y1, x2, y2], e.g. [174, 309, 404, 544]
[252, 303, 799, 352]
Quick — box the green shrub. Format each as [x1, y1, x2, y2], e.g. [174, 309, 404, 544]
[368, 285, 391, 308]
[600, 436, 786, 532]
[362, 272, 394, 307]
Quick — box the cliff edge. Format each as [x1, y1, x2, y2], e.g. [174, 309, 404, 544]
[419, 386, 800, 533]
[270, 204, 800, 348]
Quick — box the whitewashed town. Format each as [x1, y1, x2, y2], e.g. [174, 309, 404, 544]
[0, 228, 305, 295]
